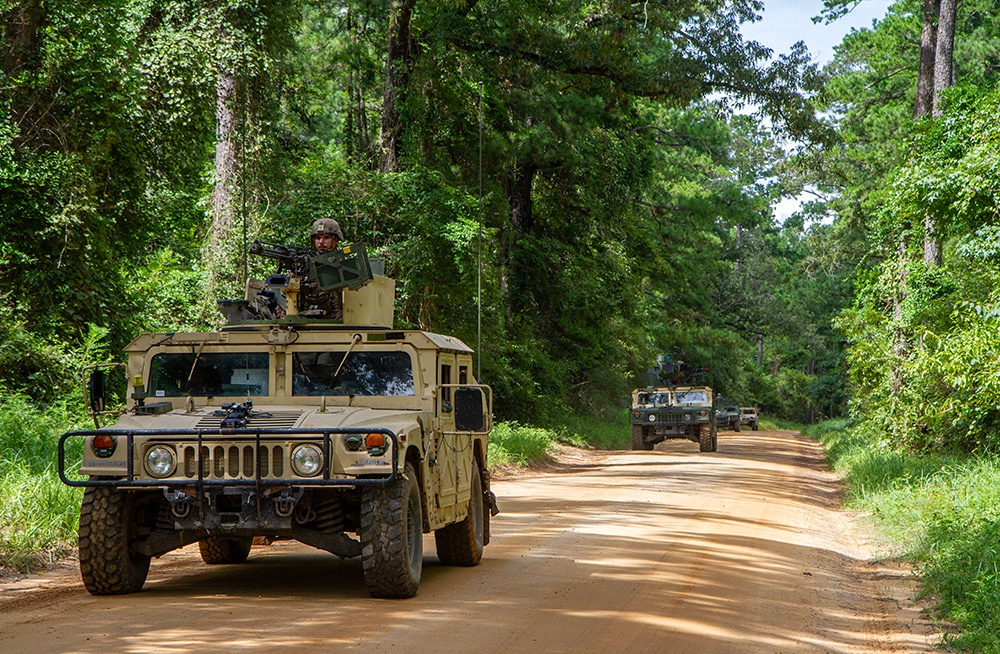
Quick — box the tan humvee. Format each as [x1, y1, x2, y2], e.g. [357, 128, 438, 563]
[60, 245, 495, 598]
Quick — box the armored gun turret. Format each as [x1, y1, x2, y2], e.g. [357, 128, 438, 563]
[217, 241, 394, 326]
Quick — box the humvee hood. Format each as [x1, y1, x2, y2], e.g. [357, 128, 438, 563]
[108, 405, 420, 437]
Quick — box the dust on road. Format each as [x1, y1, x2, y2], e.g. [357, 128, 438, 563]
[0, 429, 937, 653]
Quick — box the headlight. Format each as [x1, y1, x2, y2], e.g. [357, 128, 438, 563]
[683, 414, 692, 422]
[648, 414, 657, 422]
[145, 445, 176, 478]
[292, 444, 323, 477]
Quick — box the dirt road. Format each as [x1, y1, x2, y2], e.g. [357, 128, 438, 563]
[0, 429, 937, 653]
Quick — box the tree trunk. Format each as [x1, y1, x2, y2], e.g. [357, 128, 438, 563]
[3, 0, 45, 151]
[923, 0, 957, 267]
[379, 0, 416, 173]
[499, 159, 537, 330]
[932, 0, 957, 117]
[212, 70, 238, 242]
[757, 334, 764, 368]
[914, 0, 939, 119]
[205, 69, 241, 300]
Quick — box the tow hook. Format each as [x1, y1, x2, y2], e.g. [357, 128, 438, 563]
[163, 489, 196, 519]
[272, 488, 303, 518]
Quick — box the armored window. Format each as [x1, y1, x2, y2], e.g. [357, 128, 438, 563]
[674, 391, 708, 405]
[148, 352, 270, 397]
[441, 364, 452, 404]
[291, 351, 414, 396]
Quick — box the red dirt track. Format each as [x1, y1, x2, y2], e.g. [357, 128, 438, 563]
[0, 429, 937, 653]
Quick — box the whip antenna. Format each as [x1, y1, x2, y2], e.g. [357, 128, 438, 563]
[477, 82, 483, 381]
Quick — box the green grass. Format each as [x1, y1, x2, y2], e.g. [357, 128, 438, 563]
[807, 419, 1000, 652]
[0, 394, 85, 572]
[487, 412, 631, 471]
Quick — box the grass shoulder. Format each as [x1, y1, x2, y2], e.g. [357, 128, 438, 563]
[806, 418, 1000, 652]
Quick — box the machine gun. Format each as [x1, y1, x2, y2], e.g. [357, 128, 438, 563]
[249, 242, 313, 277]
[218, 240, 375, 322]
[642, 354, 708, 388]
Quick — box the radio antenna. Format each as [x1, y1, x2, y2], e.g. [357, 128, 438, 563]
[477, 82, 484, 381]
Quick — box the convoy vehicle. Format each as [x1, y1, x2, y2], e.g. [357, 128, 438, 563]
[717, 404, 742, 432]
[630, 386, 717, 452]
[740, 407, 759, 431]
[59, 243, 495, 598]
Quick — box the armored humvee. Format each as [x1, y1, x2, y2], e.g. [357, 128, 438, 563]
[59, 242, 496, 598]
[628, 355, 717, 452]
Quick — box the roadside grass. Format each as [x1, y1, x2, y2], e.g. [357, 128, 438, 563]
[487, 412, 631, 472]
[806, 419, 1000, 652]
[0, 394, 84, 572]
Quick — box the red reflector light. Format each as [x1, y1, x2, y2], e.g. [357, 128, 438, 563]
[632, 411, 640, 418]
[365, 433, 386, 448]
[94, 435, 115, 449]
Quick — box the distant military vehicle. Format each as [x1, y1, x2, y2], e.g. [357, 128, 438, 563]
[740, 406, 759, 431]
[716, 401, 742, 432]
[60, 241, 496, 598]
[629, 355, 717, 452]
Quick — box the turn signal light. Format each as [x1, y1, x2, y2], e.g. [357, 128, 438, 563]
[365, 433, 386, 448]
[92, 434, 117, 457]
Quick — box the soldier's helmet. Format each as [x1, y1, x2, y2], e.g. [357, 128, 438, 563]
[310, 218, 344, 241]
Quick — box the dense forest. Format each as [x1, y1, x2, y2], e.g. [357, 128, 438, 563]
[1, 0, 999, 443]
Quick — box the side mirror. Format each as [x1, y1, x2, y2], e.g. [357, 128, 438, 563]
[454, 388, 485, 431]
[88, 369, 107, 413]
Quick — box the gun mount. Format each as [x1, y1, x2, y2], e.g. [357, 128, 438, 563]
[218, 241, 393, 326]
[641, 354, 707, 389]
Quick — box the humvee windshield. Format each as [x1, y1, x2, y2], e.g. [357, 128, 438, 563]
[742, 408, 756, 414]
[674, 391, 708, 405]
[292, 351, 414, 396]
[636, 392, 671, 405]
[148, 352, 270, 397]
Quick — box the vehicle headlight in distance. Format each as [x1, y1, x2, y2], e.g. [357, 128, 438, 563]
[648, 414, 657, 422]
[683, 414, 692, 422]
[292, 444, 323, 477]
[145, 445, 176, 478]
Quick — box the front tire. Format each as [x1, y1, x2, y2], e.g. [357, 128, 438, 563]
[199, 537, 253, 564]
[699, 424, 718, 452]
[360, 462, 423, 598]
[435, 465, 485, 566]
[631, 425, 653, 450]
[78, 486, 151, 595]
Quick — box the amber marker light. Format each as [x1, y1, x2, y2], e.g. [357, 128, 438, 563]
[92, 434, 117, 457]
[365, 433, 386, 448]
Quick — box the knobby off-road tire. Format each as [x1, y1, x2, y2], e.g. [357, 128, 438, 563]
[434, 465, 485, 566]
[360, 462, 423, 598]
[631, 425, 653, 450]
[734, 420, 741, 432]
[78, 486, 151, 595]
[699, 424, 718, 452]
[752, 422, 759, 431]
[199, 537, 253, 564]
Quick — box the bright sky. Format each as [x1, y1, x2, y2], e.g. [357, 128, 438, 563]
[740, 1, 895, 222]
[741, 0, 895, 65]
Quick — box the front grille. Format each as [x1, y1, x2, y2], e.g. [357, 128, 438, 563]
[194, 410, 303, 430]
[180, 443, 287, 480]
[656, 412, 685, 423]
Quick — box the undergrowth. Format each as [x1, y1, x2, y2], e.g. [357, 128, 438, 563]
[807, 419, 1000, 652]
[0, 393, 85, 572]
